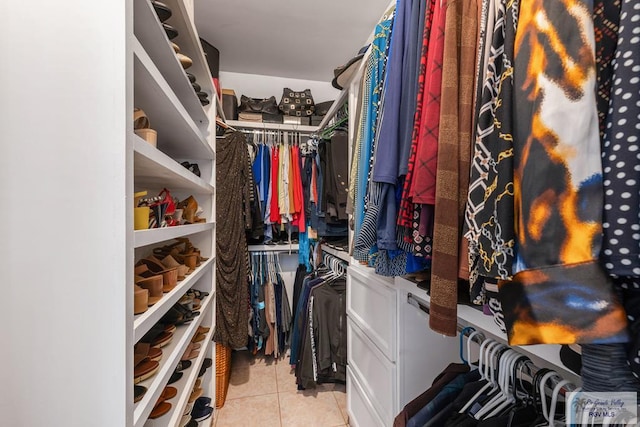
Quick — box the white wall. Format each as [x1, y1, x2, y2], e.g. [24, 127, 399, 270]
[220, 71, 340, 104]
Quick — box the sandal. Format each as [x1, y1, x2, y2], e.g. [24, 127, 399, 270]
[134, 272, 163, 305]
[158, 386, 177, 402]
[134, 285, 149, 315]
[181, 343, 200, 361]
[135, 343, 163, 363]
[175, 359, 192, 372]
[161, 254, 190, 280]
[134, 385, 147, 403]
[134, 345, 160, 384]
[151, 0, 172, 22]
[136, 258, 178, 292]
[133, 108, 157, 147]
[149, 401, 171, 419]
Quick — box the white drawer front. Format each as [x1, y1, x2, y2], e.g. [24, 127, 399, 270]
[347, 366, 386, 427]
[348, 319, 396, 426]
[347, 266, 397, 360]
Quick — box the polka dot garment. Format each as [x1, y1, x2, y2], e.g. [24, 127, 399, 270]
[601, 0, 640, 278]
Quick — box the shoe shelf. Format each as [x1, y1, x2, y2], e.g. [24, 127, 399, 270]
[145, 329, 215, 427]
[134, 223, 214, 249]
[134, 292, 214, 427]
[162, 0, 216, 109]
[134, 257, 216, 342]
[133, 0, 208, 131]
[227, 119, 318, 133]
[134, 135, 214, 193]
[134, 38, 213, 161]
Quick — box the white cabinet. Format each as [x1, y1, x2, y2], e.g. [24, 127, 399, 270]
[346, 265, 459, 427]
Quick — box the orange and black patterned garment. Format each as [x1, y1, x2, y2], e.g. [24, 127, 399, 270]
[497, 0, 628, 345]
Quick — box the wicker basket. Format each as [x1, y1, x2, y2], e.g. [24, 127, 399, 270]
[215, 342, 232, 409]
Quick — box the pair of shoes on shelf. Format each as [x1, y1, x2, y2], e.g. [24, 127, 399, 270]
[133, 108, 157, 147]
[140, 323, 175, 351]
[161, 298, 200, 326]
[134, 343, 162, 384]
[188, 378, 203, 404]
[136, 258, 178, 293]
[192, 325, 210, 344]
[182, 342, 201, 361]
[191, 395, 214, 422]
[198, 358, 212, 378]
[149, 385, 177, 419]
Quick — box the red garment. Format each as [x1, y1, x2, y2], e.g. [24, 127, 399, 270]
[398, 0, 438, 232]
[409, 0, 446, 204]
[290, 146, 305, 229]
[269, 146, 280, 223]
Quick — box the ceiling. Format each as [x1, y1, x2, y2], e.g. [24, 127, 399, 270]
[194, 0, 392, 82]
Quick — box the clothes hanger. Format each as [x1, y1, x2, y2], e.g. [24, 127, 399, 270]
[459, 339, 503, 413]
[474, 348, 519, 419]
[464, 330, 485, 369]
[546, 379, 570, 426]
[480, 353, 531, 420]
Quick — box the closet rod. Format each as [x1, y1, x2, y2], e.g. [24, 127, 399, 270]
[407, 293, 579, 396]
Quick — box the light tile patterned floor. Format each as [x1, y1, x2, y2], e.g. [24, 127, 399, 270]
[213, 351, 348, 427]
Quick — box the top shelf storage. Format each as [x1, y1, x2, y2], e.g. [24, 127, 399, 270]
[134, 0, 209, 130]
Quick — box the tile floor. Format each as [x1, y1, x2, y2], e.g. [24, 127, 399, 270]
[212, 350, 348, 427]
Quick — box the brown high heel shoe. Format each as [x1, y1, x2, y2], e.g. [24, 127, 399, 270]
[177, 196, 206, 224]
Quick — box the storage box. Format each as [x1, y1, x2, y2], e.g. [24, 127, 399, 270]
[283, 116, 311, 126]
[222, 89, 238, 120]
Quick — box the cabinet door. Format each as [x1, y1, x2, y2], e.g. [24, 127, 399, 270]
[347, 265, 397, 360]
[348, 319, 397, 426]
[397, 289, 459, 410]
[347, 366, 386, 427]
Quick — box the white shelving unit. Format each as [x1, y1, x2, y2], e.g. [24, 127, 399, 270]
[248, 243, 300, 252]
[227, 119, 318, 133]
[134, 223, 214, 248]
[131, 0, 217, 425]
[134, 257, 216, 342]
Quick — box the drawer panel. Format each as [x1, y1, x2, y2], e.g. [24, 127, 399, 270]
[348, 319, 396, 426]
[347, 266, 397, 360]
[347, 366, 385, 427]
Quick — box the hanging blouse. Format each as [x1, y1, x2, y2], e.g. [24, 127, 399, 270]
[500, 0, 628, 345]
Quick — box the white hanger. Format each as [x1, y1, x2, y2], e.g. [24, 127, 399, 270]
[547, 379, 571, 426]
[459, 339, 503, 413]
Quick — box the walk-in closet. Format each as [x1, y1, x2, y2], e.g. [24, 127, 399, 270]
[5, 0, 640, 426]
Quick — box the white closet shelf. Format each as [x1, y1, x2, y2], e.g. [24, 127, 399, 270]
[146, 330, 215, 427]
[321, 245, 350, 263]
[394, 277, 581, 385]
[248, 244, 299, 252]
[162, 0, 216, 106]
[134, 257, 216, 342]
[134, 223, 214, 248]
[227, 120, 318, 133]
[133, 293, 214, 427]
[133, 0, 208, 130]
[134, 39, 213, 161]
[134, 135, 214, 193]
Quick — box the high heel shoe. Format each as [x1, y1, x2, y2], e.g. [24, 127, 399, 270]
[177, 196, 206, 224]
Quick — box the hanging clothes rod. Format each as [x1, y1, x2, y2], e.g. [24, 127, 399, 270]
[407, 292, 579, 396]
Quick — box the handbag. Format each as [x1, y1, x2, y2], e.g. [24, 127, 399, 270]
[239, 95, 279, 115]
[278, 88, 315, 117]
